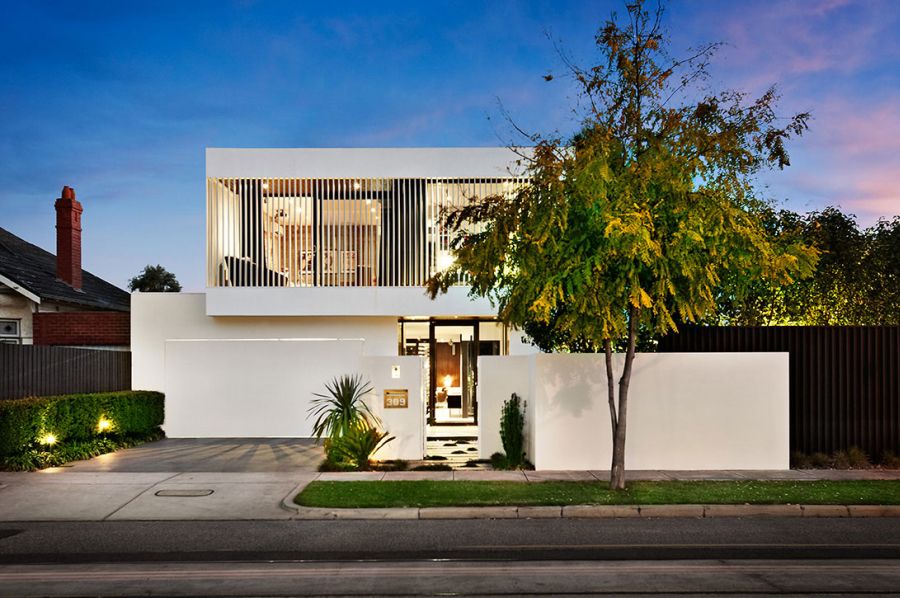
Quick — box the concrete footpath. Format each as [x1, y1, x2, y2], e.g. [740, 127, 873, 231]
[1, 468, 898, 522]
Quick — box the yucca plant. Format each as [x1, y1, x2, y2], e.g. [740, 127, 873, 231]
[329, 420, 394, 470]
[308, 374, 376, 443]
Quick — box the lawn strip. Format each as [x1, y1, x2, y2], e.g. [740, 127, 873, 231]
[295, 480, 900, 509]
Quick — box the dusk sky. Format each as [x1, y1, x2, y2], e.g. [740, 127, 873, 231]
[1, 0, 898, 291]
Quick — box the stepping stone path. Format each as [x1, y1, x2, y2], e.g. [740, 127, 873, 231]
[425, 437, 486, 469]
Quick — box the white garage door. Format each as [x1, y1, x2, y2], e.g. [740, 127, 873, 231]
[163, 338, 365, 437]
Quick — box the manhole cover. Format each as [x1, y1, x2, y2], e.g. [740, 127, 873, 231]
[155, 489, 214, 497]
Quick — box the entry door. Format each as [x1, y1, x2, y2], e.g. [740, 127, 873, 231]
[429, 320, 478, 425]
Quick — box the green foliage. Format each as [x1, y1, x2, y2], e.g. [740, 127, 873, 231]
[1, 430, 164, 471]
[425, 0, 815, 489]
[712, 208, 900, 325]
[847, 447, 870, 469]
[0, 391, 165, 457]
[881, 451, 900, 468]
[296, 480, 900, 509]
[790, 452, 813, 469]
[499, 393, 526, 469]
[832, 450, 851, 469]
[810, 452, 831, 468]
[327, 421, 394, 470]
[128, 264, 181, 292]
[427, 1, 815, 350]
[490, 451, 509, 470]
[308, 374, 375, 443]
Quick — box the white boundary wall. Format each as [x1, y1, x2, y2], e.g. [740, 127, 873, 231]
[479, 352, 789, 470]
[132, 293, 398, 392]
[164, 338, 363, 438]
[133, 293, 426, 458]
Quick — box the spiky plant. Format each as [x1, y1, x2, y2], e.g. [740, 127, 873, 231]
[328, 420, 395, 470]
[308, 374, 376, 443]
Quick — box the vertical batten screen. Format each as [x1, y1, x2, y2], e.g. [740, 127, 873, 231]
[206, 177, 526, 288]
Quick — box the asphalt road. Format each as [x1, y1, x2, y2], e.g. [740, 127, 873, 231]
[1, 518, 899, 596]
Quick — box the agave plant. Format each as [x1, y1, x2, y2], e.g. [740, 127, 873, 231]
[308, 374, 376, 443]
[328, 420, 395, 470]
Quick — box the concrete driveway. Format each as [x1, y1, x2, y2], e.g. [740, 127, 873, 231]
[63, 438, 324, 473]
[0, 439, 324, 522]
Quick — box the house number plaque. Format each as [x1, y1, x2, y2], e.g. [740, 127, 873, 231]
[384, 389, 408, 409]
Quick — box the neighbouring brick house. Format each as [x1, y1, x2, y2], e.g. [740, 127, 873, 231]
[0, 186, 130, 348]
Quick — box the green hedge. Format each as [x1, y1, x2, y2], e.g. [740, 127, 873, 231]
[0, 390, 164, 457]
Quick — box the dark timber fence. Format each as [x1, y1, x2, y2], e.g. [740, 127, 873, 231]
[658, 326, 900, 457]
[0, 344, 131, 400]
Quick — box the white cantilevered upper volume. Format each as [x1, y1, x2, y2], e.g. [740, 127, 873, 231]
[204, 147, 528, 316]
[206, 147, 530, 179]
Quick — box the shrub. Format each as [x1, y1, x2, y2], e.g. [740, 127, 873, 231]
[2, 429, 164, 471]
[327, 421, 394, 470]
[0, 391, 164, 457]
[880, 450, 900, 468]
[847, 446, 870, 469]
[499, 393, 526, 469]
[374, 460, 408, 472]
[490, 451, 509, 470]
[308, 374, 375, 443]
[810, 452, 831, 468]
[833, 450, 851, 469]
[791, 451, 813, 469]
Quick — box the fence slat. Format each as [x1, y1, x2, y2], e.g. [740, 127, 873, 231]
[0, 345, 131, 400]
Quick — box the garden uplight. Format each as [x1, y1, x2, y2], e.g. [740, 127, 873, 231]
[98, 418, 111, 432]
[40, 433, 57, 446]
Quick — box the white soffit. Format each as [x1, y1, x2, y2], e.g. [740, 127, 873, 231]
[205, 147, 531, 179]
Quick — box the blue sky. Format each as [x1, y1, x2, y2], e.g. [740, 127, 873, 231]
[1, 0, 898, 291]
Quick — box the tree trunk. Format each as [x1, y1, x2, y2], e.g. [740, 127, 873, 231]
[609, 307, 638, 491]
[604, 339, 617, 445]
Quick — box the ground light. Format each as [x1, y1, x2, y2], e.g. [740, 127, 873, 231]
[97, 418, 112, 433]
[39, 433, 57, 446]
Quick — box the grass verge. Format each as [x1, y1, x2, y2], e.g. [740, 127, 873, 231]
[295, 480, 900, 509]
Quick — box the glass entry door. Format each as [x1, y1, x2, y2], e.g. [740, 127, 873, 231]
[399, 318, 507, 427]
[430, 320, 478, 425]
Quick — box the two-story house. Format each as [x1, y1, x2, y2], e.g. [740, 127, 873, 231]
[132, 148, 538, 453]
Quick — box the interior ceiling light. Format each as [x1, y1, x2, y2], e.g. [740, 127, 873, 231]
[262, 182, 269, 190]
[353, 182, 361, 190]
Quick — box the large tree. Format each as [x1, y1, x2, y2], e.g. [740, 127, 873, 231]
[427, 0, 816, 489]
[715, 207, 900, 325]
[128, 264, 182, 293]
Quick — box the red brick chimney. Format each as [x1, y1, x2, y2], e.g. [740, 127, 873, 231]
[55, 185, 83, 290]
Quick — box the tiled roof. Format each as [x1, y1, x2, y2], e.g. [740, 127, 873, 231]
[0, 227, 130, 312]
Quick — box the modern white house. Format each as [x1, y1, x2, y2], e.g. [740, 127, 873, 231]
[132, 147, 790, 470]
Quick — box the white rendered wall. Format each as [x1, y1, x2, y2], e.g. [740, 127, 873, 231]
[477, 356, 535, 461]
[132, 293, 399, 392]
[205, 286, 495, 317]
[479, 352, 790, 470]
[164, 339, 366, 437]
[507, 328, 540, 356]
[361, 356, 425, 460]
